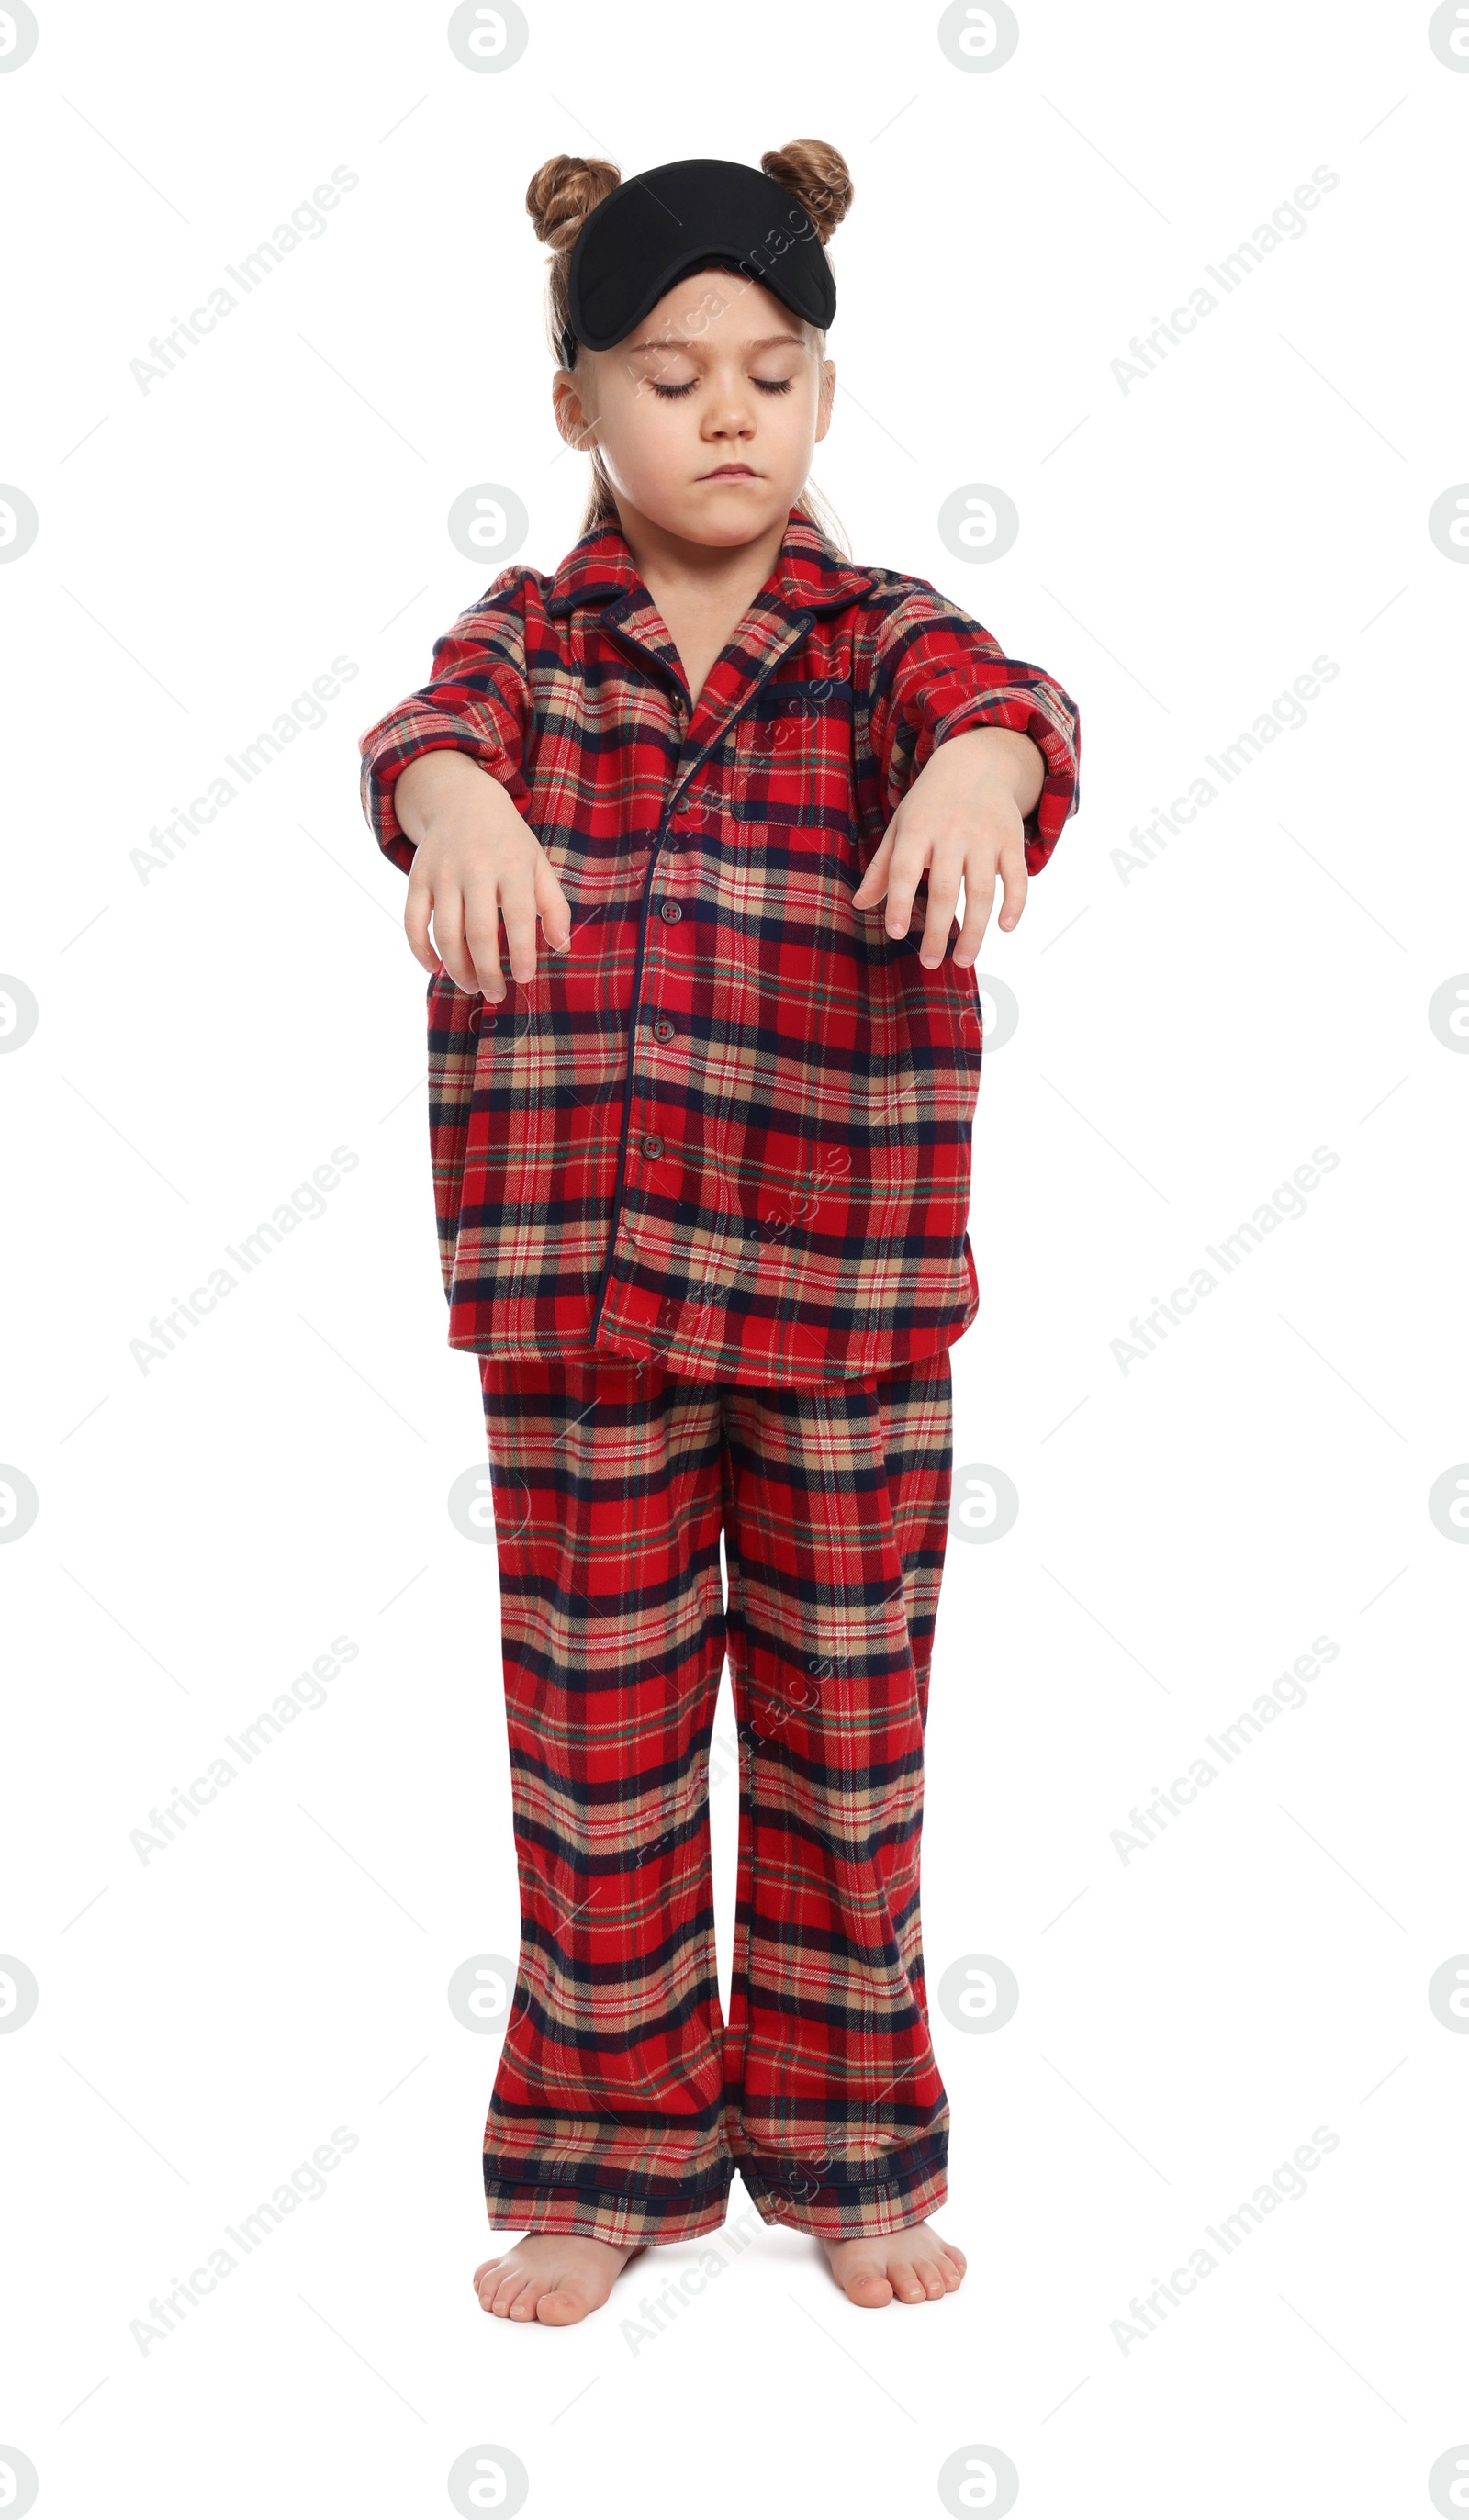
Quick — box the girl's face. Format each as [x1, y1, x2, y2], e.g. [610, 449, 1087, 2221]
[554, 268, 835, 547]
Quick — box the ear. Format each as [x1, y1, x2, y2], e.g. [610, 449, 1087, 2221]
[813, 356, 835, 446]
[551, 367, 598, 455]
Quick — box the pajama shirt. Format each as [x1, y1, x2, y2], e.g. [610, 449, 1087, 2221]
[358, 509, 1080, 2238]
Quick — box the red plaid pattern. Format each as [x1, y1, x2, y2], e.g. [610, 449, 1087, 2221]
[477, 1347, 955, 2243]
[359, 510, 1080, 1385]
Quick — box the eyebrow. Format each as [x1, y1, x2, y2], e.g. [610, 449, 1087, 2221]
[623, 330, 805, 354]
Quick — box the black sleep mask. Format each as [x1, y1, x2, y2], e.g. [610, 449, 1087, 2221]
[558, 156, 837, 364]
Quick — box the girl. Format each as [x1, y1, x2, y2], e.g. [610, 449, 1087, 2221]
[358, 141, 1081, 2326]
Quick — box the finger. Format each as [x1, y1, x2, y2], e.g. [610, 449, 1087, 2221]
[958, 858, 999, 960]
[917, 847, 966, 968]
[880, 836, 931, 943]
[995, 842, 1029, 934]
[954, 846, 1000, 965]
[534, 854, 572, 952]
[850, 825, 894, 909]
[952, 879, 991, 966]
[498, 872, 542, 984]
[404, 867, 439, 974]
[431, 889, 478, 994]
[462, 907, 506, 1002]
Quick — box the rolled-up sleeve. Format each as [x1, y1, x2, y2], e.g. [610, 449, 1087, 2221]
[865, 587, 1082, 874]
[357, 572, 533, 877]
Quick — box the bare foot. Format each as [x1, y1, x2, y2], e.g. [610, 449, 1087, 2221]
[472, 2234, 645, 2326]
[822, 2220, 967, 2308]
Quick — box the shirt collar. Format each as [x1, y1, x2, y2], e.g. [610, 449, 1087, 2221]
[544, 507, 876, 621]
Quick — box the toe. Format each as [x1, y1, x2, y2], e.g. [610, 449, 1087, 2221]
[919, 2262, 948, 2298]
[488, 2272, 527, 2318]
[537, 2283, 590, 2326]
[509, 2279, 547, 2322]
[890, 2265, 928, 2303]
[846, 2268, 895, 2307]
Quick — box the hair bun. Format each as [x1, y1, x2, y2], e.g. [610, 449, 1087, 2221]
[524, 152, 622, 251]
[760, 140, 853, 245]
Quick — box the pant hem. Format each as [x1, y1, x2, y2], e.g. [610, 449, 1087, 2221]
[734, 2140, 948, 2239]
[484, 2166, 735, 2246]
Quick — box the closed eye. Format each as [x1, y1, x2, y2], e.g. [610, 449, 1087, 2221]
[649, 376, 794, 399]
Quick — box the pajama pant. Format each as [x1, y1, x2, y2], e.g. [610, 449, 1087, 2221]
[476, 1347, 955, 2246]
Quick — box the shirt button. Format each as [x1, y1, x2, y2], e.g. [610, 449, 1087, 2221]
[641, 1133, 664, 1159]
[652, 1016, 675, 1042]
[659, 899, 682, 924]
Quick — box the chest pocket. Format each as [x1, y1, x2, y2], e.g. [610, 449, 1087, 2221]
[730, 679, 855, 844]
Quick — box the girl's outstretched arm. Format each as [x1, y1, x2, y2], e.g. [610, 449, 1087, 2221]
[856, 582, 1081, 968]
[395, 751, 570, 1002]
[359, 573, 568, 1001]
[852, 724, 1042, 969]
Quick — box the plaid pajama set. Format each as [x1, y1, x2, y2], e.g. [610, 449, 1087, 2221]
[359, 510, 1080, 2241]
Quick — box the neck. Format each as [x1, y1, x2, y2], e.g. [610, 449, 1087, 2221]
[611, 501, 793, 610]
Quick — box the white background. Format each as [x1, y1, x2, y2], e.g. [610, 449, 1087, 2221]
[3, 2, 1467, 2513]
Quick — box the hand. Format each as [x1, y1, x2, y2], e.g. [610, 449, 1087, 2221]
[852, 727, 1043, 969]
[397, 751, 571, 1002]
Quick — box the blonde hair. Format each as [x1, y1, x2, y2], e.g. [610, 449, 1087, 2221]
[524, 140, 854, 554]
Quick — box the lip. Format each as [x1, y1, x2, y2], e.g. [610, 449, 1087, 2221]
[700, 465, 758, 480]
